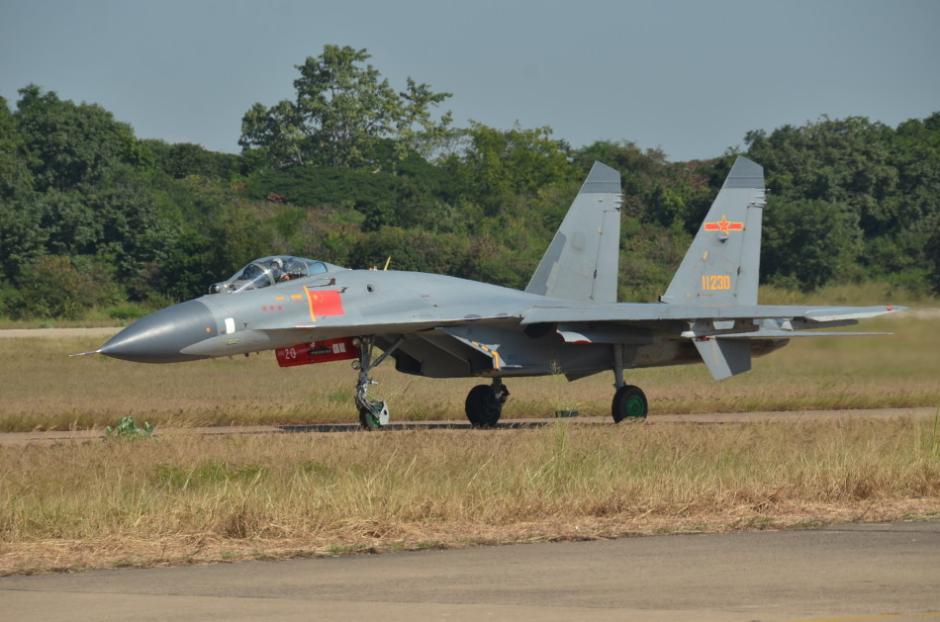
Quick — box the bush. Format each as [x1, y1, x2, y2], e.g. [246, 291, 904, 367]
[106, 303, 147, 321]
[9, 255, 120, 319]
[762, 198, 863, 290]
[928, 226, 940, 294]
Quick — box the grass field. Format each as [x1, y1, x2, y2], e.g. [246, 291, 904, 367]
[1, 312, 938, 574]
[2, 416, 938, 574]
[0, 315, 937, 432]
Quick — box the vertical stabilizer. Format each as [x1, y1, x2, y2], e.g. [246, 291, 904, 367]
[526, 162, 622, 303]
[661, 156, 765, 306]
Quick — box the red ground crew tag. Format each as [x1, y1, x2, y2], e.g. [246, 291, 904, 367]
[304, 288, 345, 322]
[275, 337, 360, 367]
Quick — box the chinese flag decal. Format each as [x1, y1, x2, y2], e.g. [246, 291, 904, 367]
[304, 288, 345, 322]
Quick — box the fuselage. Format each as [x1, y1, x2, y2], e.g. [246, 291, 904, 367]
[100, 269, 542, 363]
[99, 268, 786, 379]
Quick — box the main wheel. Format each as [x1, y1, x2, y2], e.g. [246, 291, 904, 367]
[611, 385, 648, 423]
[465, 384, 502, 428]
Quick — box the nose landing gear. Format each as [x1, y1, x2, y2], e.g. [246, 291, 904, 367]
[354, 336, 402, 430]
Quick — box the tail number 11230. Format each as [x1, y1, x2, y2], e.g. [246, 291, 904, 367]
[701, 274, 731, 291]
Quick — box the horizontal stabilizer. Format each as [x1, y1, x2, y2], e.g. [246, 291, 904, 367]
[693, 338, 751, 380]
[803, 307, 901, 322]
[521, 304, 906, 325]
[716, 331, 892, 339]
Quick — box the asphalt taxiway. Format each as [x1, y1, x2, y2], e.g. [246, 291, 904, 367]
[0, 406, 934, 446]
[3, 521, 938, 621]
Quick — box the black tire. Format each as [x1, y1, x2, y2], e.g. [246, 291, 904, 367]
[465, 384, 502, 427]
[611, 385, 648, 423]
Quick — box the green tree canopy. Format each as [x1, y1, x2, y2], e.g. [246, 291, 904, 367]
[239, 45, 452, 168]
[0, 96, 33, 199]
[762, 198, 863, 290]
[2, 49, 940, 320]
[14, 85, 141, 192]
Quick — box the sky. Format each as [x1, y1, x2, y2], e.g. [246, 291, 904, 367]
[1, 0, 938, 161]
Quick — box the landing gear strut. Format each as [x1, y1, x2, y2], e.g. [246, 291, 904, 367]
[465, 378, 509, 428]
[354, 336, 402, 430]
[611, 344, 648, 423]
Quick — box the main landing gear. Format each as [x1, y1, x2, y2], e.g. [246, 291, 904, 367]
[354, 336, 402, 430]
[465, 378, 510, 428]
[611, 344, 648, 423]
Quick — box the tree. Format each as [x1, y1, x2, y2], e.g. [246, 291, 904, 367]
[449, 122, 573, 215]
[927, 221, 940, 294]
[0, 197, 47, 282]
[14, 85, 140, 192]
[0, 96, 33, 199]
[0, 96, 41, 284]
[239, 45, 452, 168]
[349, 227, 471, 275]
[9, 255, 119, 319]
[141, 140, 240, 180]
[762, 198, 863, 290]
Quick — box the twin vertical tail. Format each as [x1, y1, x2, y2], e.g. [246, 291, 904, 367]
[661, 156, 766, 380]
[525, 162, 622, 303]
[661, 156, 765, 307]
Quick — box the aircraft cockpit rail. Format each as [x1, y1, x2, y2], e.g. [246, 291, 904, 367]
[208, 256, 331, 294]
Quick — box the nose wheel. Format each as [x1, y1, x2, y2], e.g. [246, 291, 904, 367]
[353, 336, 402, 430]
[465, 378, 509, 428]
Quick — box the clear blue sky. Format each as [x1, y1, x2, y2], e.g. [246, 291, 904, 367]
[1, 0, 937, 161]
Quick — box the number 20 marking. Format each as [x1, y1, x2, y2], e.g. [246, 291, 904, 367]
[701, 275, 731, 291]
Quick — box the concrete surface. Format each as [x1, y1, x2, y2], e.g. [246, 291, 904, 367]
[3, 521, 939, 621]
[0, 326, 121, 339]
[0, 407, 934, 445]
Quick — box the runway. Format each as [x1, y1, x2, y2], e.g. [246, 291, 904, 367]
[0, 407, 934, 445]
[3, 521, 938, 621]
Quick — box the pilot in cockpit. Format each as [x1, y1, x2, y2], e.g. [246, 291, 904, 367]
[269, 257, 284, 281]
[279, 258, 308, 282]
[208, 256, 337, 294]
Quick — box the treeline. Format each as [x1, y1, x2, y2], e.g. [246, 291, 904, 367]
[1, 45, 939, 319]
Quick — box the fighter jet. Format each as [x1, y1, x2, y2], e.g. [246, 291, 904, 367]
[88, 157, 903, 428]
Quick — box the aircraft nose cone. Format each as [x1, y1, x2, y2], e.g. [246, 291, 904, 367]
[99, 300, 217, 363]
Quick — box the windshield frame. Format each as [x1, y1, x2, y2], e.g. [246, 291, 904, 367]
[209, 255, 337, 295]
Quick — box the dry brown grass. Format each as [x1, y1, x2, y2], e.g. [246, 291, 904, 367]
[0, 316, 937, 432]
[2, 416, 939, 574]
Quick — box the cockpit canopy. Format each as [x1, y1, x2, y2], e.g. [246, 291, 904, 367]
[209, 256, 335, 294]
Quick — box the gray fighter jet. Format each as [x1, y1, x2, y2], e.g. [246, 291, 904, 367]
[88, 157, 903, 428]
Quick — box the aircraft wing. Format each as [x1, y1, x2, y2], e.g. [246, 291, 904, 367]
[713, 330, 892, 339]
[279, 313, 522, 336]
[247, 303, 903, 349]
[179, 313, 523, 359]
